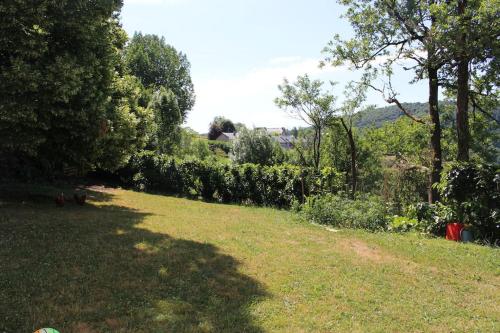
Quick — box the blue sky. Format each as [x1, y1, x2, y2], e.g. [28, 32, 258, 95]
[121, 0, 428, 133]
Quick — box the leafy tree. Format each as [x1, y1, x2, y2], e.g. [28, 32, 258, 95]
[334, 83, 368, 197]
[232, 129, 284, 166]
[322, 124, 350, 174]
[234, 122, 248, 132]
[190, 139, 212, 160]
[363, 118, 431, 166]
[0, 0, 124, 172]
[275, 75, 335, 170]
[148, 87, 182, 154]
[434, 0, 499, 161]
[323, 0, 446, 202]
[323, 0, 499, 200]
[96, 75, 154, 171]
[124, 33, 195, 121]
[208, 116, 236, 140]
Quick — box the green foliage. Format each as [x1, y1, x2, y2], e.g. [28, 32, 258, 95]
[96, 75, 154, 171]
[436, 162, 500, 240]
[389, 216, 420, 233]
[275, 75, 336, 169]
[122, 153, 344, 208]
[404, 202, 456, 235]
[124, 33, 195, 120]
[353, 117, 430, 203]
[207, 140, 232, 155]
[321, 123, 350, 171]
[190, 139, 212, 160]
[148, 87, 182, 154]
[381, 163, 429, 215]
[362, 117, 431, 166]
[0, 0, 124, 171]
[232, 129, 285, 166]
[388, 201, 455, 234]
[299, 194, 388, 231]
[318, 167, 345, 194]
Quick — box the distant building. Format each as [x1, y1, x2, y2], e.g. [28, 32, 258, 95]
[215, 132, 237, 142]
[272, 135, 295, 149]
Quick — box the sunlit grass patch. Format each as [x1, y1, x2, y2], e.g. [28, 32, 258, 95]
[0, 185, 498, 332]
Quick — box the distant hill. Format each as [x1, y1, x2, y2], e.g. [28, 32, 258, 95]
[354, 101, 499, 128]
[354, 102, 429, 128]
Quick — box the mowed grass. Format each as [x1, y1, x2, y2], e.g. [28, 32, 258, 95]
[0, 185, 499, 333]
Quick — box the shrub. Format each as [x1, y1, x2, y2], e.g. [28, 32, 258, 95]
[232, 129, 285, 166]
[381, 163, 429, 215]
[190, 139, 211, 160]
[119, 153, 344, 208]
[300, 194, 388, 231]
[405, 202, 453, 235]
[207, 140, 232, 155]
[437, 162, 499, 241]
[389, 216, 419, 232]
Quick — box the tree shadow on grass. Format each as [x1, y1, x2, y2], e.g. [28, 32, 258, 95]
[0, 188, 268, 333]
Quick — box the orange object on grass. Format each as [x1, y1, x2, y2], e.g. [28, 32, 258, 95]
[446, 222, 464, 241]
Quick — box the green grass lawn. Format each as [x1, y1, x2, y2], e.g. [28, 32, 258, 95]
[1, 185, 499, 332]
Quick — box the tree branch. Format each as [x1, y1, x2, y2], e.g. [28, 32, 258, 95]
[470, 94, 500, 125]
[364, 82, 427, 124]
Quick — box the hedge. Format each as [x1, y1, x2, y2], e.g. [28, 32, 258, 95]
[120, 151, 344, 208]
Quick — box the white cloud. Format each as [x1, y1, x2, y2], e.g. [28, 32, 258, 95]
[186, 57, 348, 132]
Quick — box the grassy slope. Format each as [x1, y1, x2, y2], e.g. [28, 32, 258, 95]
[0, 185, 498, 333]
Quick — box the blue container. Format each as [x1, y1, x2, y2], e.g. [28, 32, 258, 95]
[460, 229, 474, 243]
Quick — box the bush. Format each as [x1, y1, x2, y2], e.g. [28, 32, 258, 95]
[389, 216, 419, 232]
[380, 162, 429, 215]
[300, 194, 388, 231]
[207, 140, 232, 155]
[119, 153, 344, 208]
[232, 128, 285, 166]
[404, 202, 454, 235]
[437, 162, 499, 241]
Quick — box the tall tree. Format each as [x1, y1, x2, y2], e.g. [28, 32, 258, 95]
[148, 87, 182, 154]
[96, 75, 154, 171]
[323, 0, 447, 202]
[0, 0, 124, 172]
[434, 0, 499, 161]
[275, 75, 336, 171]
[335, 83, 368, 197]
[124, 33, 195, 121]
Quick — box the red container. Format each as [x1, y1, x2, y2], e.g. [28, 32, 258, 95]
[446, 222, 464, 241]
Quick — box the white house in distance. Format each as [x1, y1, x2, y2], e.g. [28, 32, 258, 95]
[215, 127, 295, 149]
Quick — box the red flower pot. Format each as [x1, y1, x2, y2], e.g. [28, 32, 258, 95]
[446, 222, 464, 241]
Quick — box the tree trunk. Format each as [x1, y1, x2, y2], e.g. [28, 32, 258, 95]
[456, 59, 470, 161]
[428, 66, 442, 203]
[340, 119, 357, 198]
[316, 127, 322, 170]
[348, 130, 357, 198]
[456, 0, 470, 161]
[313, 127, 319, 171]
